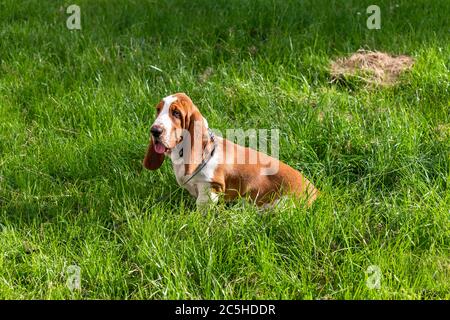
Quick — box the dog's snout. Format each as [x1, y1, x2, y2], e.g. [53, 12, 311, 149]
[150, 125, 163, 138]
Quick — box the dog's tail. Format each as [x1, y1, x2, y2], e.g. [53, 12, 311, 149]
[303, 177, 319, 207]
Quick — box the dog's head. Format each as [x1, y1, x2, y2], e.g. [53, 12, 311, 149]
[143, 93, 209, 174]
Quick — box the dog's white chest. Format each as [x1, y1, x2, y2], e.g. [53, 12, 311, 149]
[169, 143, 220, 198]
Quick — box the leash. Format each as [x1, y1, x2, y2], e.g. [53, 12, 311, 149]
[181, 128, 216, 187]
[148, 128, 217, 207]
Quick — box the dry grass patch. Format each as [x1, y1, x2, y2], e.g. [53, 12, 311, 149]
[435, 124, 450, 142]
[331, 49, 414, 86]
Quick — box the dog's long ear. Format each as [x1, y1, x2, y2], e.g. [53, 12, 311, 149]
[179, 94, 208, 175]
[143, 138, 165, 170]
[184, 109, 205, 176]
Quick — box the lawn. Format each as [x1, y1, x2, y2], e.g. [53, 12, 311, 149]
[0, 0, 449, 299]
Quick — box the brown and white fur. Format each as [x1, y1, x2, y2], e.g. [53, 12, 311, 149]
[143, 93, 318, 209]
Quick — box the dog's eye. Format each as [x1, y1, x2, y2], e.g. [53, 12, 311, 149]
[156, 108, 161, 114]
[172, 110, 181, 118]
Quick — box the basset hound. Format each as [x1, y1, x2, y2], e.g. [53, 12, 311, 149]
[143, 93, 319, 208]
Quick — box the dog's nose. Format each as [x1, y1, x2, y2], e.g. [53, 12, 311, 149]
[150, 125, 163, 138]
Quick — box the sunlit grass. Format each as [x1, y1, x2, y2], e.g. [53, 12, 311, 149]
[0, 0, 449, 299]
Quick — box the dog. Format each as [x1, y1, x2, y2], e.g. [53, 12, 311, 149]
[143, 93, 318, 208]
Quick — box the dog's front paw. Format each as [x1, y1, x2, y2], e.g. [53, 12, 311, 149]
[195, 200, 215, 214]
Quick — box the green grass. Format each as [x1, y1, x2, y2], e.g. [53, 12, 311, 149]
[0, 0, 449, 299]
